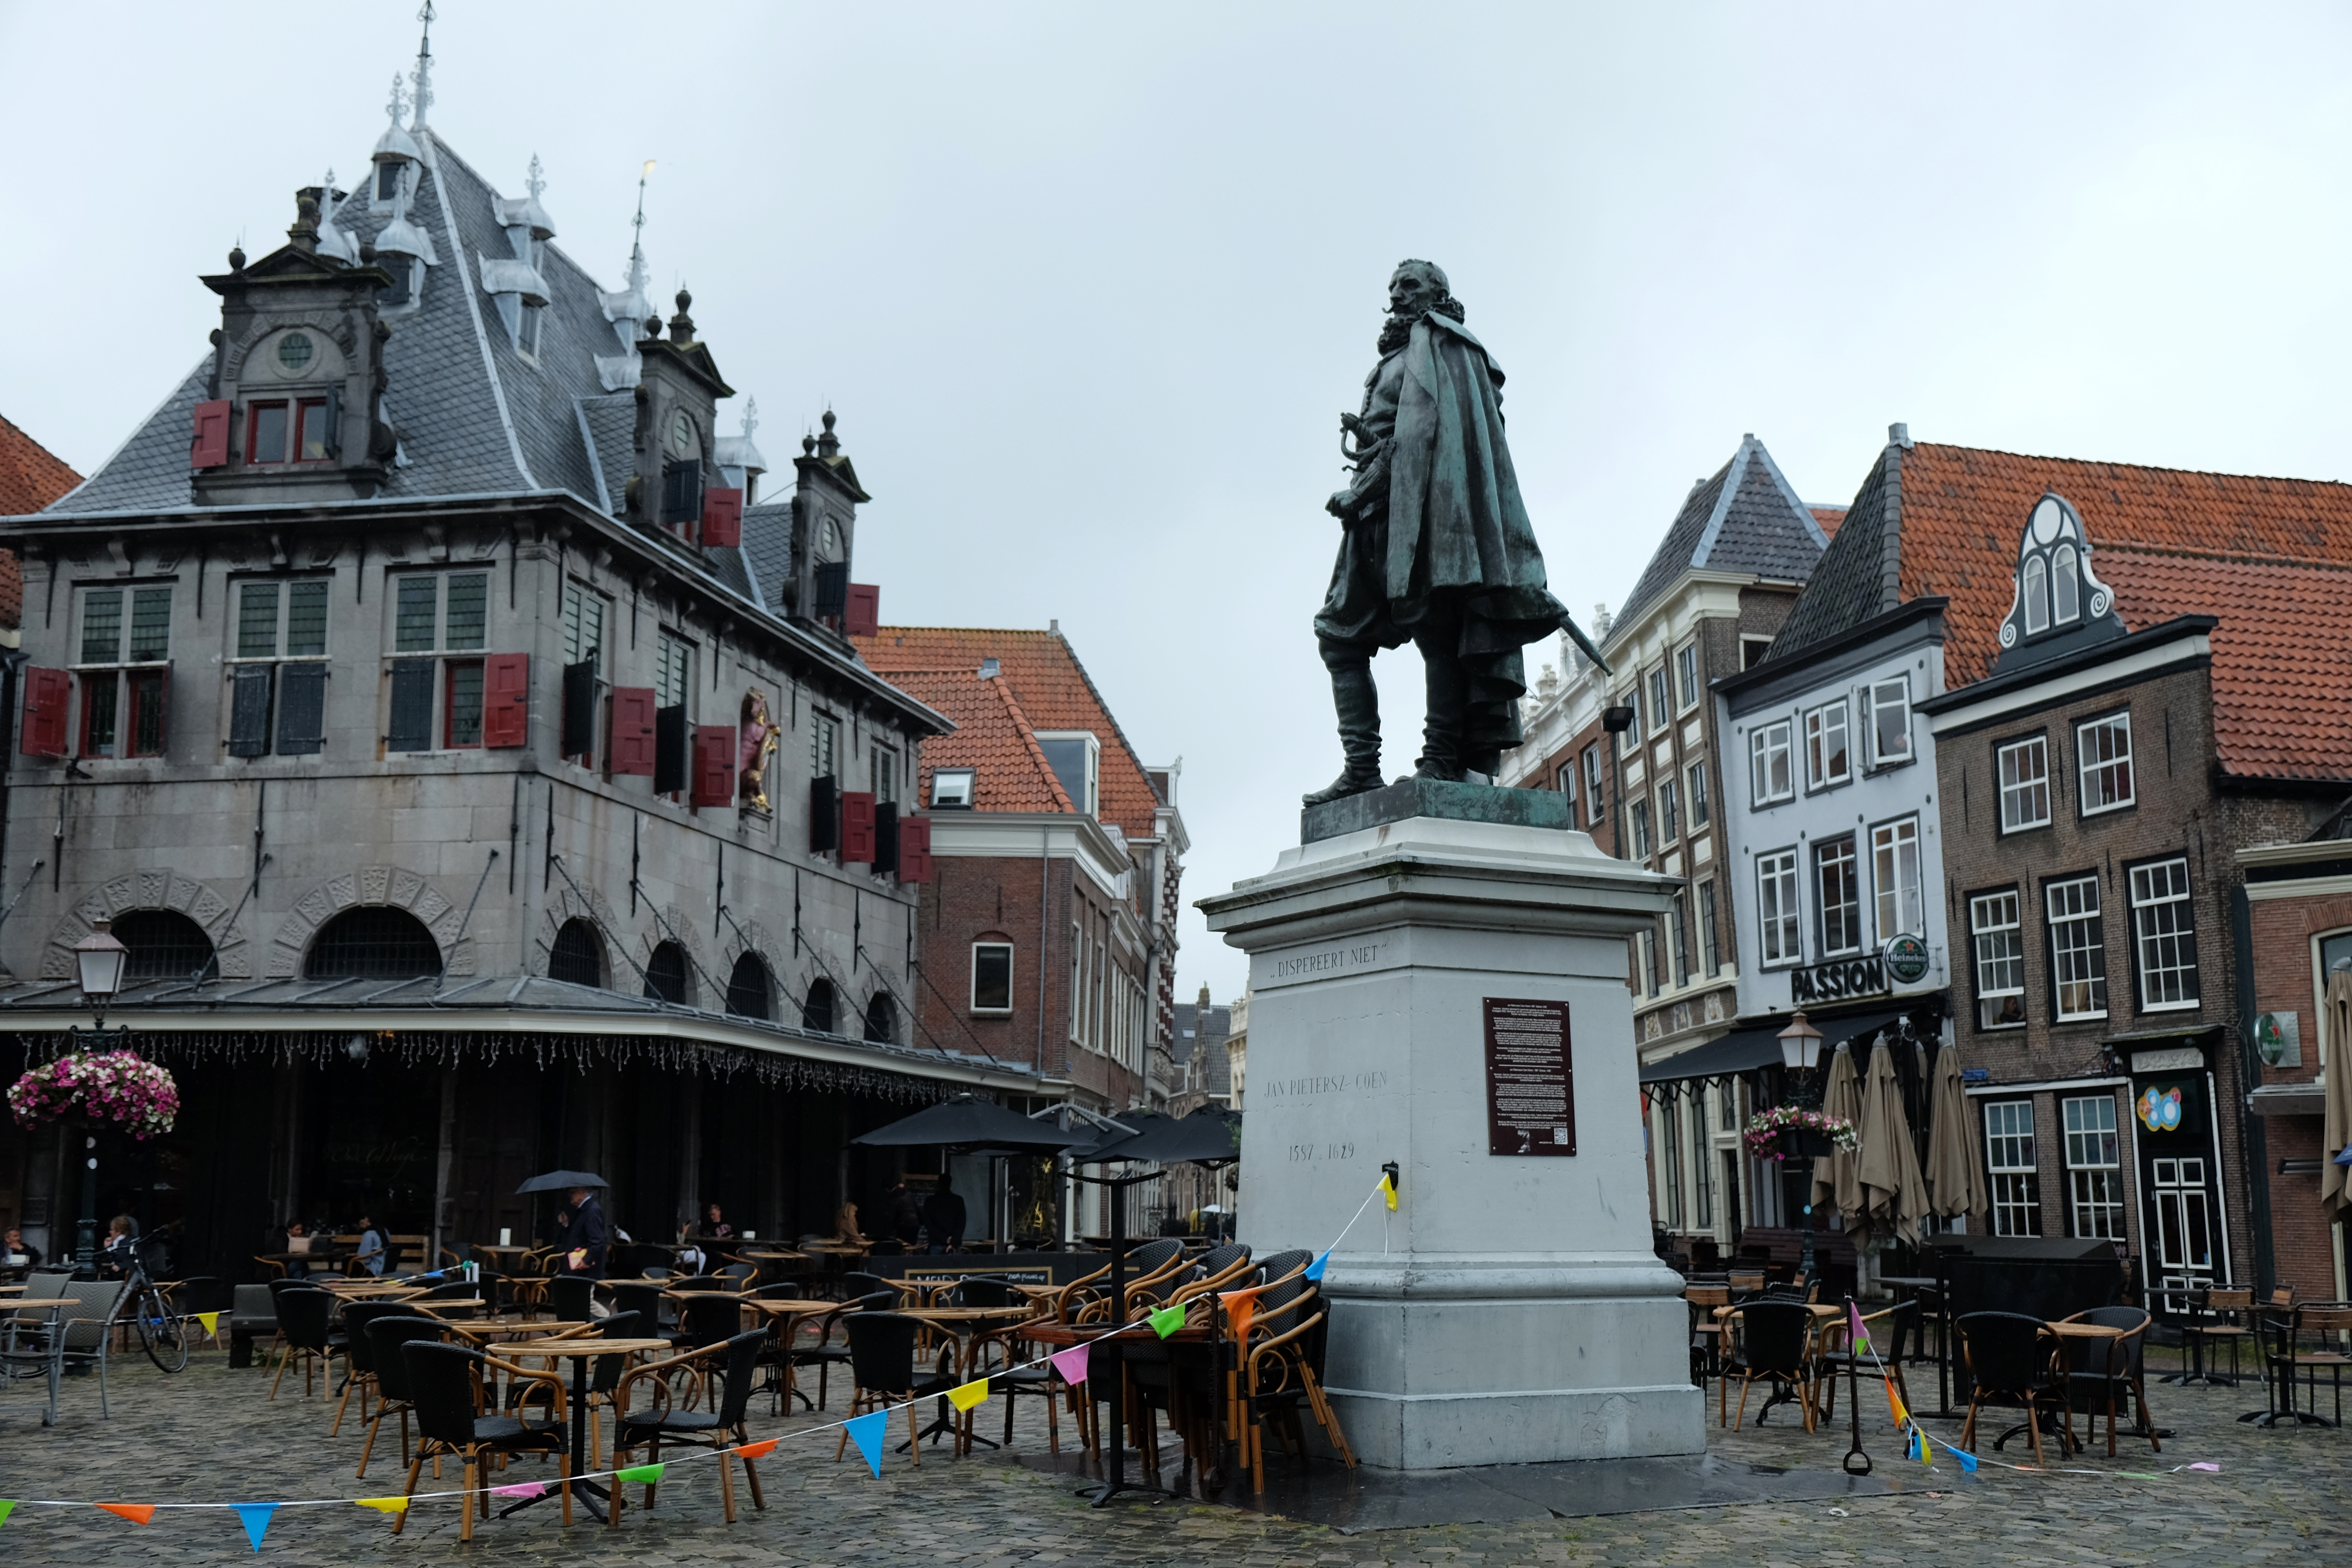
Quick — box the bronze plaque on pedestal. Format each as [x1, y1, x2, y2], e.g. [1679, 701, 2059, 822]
[1483, 997, 1575, 1156]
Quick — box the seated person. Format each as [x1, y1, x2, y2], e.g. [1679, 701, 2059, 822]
[1, 1227, 40, 1272]
[97, 1215, 138, 1279]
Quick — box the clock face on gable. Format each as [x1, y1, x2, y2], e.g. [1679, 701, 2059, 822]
[668, 413, 697, 459]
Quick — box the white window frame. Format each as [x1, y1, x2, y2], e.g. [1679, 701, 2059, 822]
[656, 629, 696, 713]
[1686, 760, 1710, 829]
[1749, 720, 1794, 807]
[1803, 699, 1850, 791]
[1861, 674, 1913, 767]
[1675, 642, 1700, 712]
[2077, 711, 2134, 815]
[1871, 815, 1924, 942]
[1658, 777, 1680, 845]
[2062, 1094, 2125, 1239]
[73, 584, 175, 760]
[2128, 856, 2199, 1011]
[1756, 848, 1800, 968]
[386, 570, 492, 754]
[561, 579, 609, 672]
[1970, 889, 2026, 1030]
[1583, 745, 1605, 824]
[2046, 874, 2109, 1022]
[870, 741, 899, 804]
[1630, 796, 1652, 858]
[1815, 836, 1862, 957]
[931, 767, 974, 808]
[1648, 666, 1672, 733]
[969, 941, 1015, 1015]
[1997, 735, 2051, 832]
[1984, 1100, 2042, 1237]
[1618, 689, 1642, 744]
[1556, 760, 1578, 811]
[1637, 928, 1659, 998]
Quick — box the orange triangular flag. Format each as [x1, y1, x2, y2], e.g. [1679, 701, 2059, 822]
[1219, 1287, 1263, 1342]
[98, 1503, 156, 1525]
[736, 1439, 778, 1459]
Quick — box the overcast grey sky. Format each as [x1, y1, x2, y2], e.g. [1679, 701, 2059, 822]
[5, 3, 2349, 1003]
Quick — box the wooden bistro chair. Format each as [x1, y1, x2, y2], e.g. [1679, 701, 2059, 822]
[1719, 1299, 1819, 1431]
[2265, 1303, 2352, 1428]
[609, 1328, 770, 1526]
[2176, 1287, 2253, 1387]
[269, 1287, 347, 1403]
[333, 1301, 415, 1437]
[1236, 1269, 1356, 1493]
[833, 1312, 957, 1466]
[2058, 1306, 2159, 1456]
[1685, 1286, 1731, 1389]
[791, 1290, 895, 1412]
[357, 1315, 448, 1480]
[1956, 1311, 2073, 1465]
[392, 1342, 571, 1542]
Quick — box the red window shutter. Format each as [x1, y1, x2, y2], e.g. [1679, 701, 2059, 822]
[700, 486, 744, 548]
[691, 725, 736, 807]
[610, 686, 656, 775]
[897, 816, 932, 882]
[483, 653, 530, 747]
[191, 399, 232, 468]
[19, 667, 68, 757]
[841, 790, 877, 862]
[844, 584, 880, 639]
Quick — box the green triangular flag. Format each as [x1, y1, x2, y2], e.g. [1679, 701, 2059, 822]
[617, 1464, 666, 1484]
[0, 1500, 15, 1528]
[1148, 1304, 1186, 1338]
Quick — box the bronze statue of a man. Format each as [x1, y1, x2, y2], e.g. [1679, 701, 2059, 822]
[1305, 260, 1603, 806]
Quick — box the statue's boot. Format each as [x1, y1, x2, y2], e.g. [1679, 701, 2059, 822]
[1413, 643, 1470, 782]
[1302, 658, 1384, 807]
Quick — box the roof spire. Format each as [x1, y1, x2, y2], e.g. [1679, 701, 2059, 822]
[526, 154, 546, 202]
[409, 0, 435, 131]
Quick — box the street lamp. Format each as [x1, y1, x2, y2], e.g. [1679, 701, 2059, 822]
[1777, 1011, 1827, 1290]
[68, 919, 132, 1277]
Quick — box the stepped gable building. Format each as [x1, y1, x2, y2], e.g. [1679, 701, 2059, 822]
[1762, 427, 2352, 1303]
[0, 33, 1036, 1280]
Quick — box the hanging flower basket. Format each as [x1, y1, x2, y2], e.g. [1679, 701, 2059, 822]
[7, 1050, 180, 1140]
[1742, 1104, 1857, 1164]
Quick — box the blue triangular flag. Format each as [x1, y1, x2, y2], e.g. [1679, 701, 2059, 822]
[1956, 1447, 1978, 1473]
[845, 1409, 888, 1478]
[1304, 1250, 1330, 1282]
[234, 1504, 275, 1552]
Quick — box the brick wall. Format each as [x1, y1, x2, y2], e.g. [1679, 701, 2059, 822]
[2244, 888, 2352, 1299]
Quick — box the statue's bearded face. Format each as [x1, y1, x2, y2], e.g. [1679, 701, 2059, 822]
[1387, 264, 1445, 318]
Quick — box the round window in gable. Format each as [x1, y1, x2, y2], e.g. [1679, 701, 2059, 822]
[277, 332, 315, 374]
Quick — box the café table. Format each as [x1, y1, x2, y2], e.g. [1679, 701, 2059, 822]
[900, 1305, 1041, 1453]
[2048, 1320, 2132, 1456]
[489, 1335, 673, 1515]
[1026, 1316, 1231, 1499]
[412, 1298, 489, 1320]
[2, 1299, 75, 1426]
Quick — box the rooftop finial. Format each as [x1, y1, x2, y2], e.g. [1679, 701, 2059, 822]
[741, 397, 760, 444]
[409, 0, 436, 131]
[526, 154, 545, 202]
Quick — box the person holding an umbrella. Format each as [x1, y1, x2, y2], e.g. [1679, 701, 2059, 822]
[562, 1185, 609, 1278]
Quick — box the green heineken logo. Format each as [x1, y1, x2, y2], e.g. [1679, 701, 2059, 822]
[1883, 933, 1931, 986]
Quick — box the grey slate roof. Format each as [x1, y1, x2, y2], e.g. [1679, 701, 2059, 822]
[1169, 1002, 1232, 1096]
[1764, 438, 1903, 662]
[742, 501, 794, 612]
[1612, 434, 1831, 631]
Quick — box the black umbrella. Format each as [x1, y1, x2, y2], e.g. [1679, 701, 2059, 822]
[514, 1170, 607, 1194]
[1085, 1107, 1242, 1167]
[1061, 1108, 1167, 1161]
[849, 1094, 1089, 1154]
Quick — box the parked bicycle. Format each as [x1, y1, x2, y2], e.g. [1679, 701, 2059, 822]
[120, 1227, 193, 1372]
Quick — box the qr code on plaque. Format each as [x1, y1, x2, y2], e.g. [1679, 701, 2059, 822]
[1553, 1127, 1568, 1142]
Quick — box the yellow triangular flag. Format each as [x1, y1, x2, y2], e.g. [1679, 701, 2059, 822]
[196, 1312, 220, 1338]
[946, 1378, 990, 1412]
[354, 1497, 410, 1514]
[1380, 1174, 1397, 1211]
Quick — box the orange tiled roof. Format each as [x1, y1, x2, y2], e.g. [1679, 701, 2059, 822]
[0, 414, 78, 633]
[1811, 506, 1846, 538]
[876, 665, 1075, 815]
[858, 626, 1161, 835]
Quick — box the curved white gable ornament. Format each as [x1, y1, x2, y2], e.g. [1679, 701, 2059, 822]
[1992, 491, 2125, 672]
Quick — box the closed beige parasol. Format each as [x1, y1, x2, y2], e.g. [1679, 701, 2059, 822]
[1858, 1036, 1931, 1248]
[1810, 1041, 1867, 1242]
[2325, 972, 2352, 1217]
[1924, 1038, 1988, 1224]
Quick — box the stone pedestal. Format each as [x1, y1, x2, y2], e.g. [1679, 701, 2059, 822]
[1199, 782, 1702, 1469]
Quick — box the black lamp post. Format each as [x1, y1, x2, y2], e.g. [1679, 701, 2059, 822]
[1776, 1011, 1825, 1291]
[68, 919, 131, 1279]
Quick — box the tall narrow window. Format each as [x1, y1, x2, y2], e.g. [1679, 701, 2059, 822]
[1698, 880, 1720, 975]
[1676, 643, 1700, 710]
[1750, 720, 1793, 806]
[2045, 875, 2108, 1021]
[562, 581, 607, 668]
[1648, 666, 1671, 732]
[1872, 816, 1923, 941]
[1815, 838, 1861, 956]
[1669, 894, 1689, 987]
[2077, 712, 2134, 813]
[1658, 777, 1680, 844]
[1997, 735, 2051, 831]
[1686, 761, 1710, 829]
[231, 579, 330, 757]
[871, 743, 898, 803]
[1618, 689, 1642, 744]
[1803, 700, 1850, 789]
[1756, 849, 1800, 966]
[1556, 759, 1578, 812]
[74, 585, 172, 759]
[2062, 1095, 2124, 1238]
[971, 942, 1014, 1013]
[2128, 857, 2199, 1009]
[1583, 745, 1605, 824]
[1638, 928, 1660, 998]
[2024, 554, 2049, 635]
[1862, 675, 1913, 765]
[1984, 1101, 2042, 1237]
[1970, 890, 2026, 1029]
[1690, 1096, 1713, 1227]
[1658, 1098, 1685, 1228]
[2052, 546, 2081, 624]
[656, 631, 693, 711]
[387, 572, 493, 753]
[1631, 796, 1652, 858]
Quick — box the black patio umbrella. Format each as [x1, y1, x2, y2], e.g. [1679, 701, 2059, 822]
[849, 1094, 1089, 1154]
[514, 1170, 608, 1194]
[1061, 1108, 1169, 1162]
[1085, 1107, 1242, 1167]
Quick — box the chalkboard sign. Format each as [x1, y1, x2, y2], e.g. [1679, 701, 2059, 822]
[1484, 997, 1576, 1156]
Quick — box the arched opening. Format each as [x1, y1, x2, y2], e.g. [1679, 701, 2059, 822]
[2023, 554, 2049, 635]
[643, 941, 692, 1006]
[548, 918, 604, 988]
[864, 992, 897, 1044]
[305, 906, 441, 981]
[114, 909, 217, 981]
[2052, 545, 2080, 625]
[801, 976, 836, 1034]
[726, 953, 772, 1020]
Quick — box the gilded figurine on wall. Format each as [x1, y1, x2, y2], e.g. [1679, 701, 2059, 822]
[739, 689, 782, 810]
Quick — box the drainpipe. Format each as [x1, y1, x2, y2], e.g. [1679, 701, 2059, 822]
[2229, 885, 2275, 1293]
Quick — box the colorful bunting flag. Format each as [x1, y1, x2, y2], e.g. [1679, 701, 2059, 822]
[736, 1439, 778, 1459]
[616, 1464, 666, 1484]
[1849, 1302, 1871, 1358]
[354, 1497, 409, 1514]
[845, 1409, 888, 1478]
[1956, 1448, 1978, 1474]
[1886, 1381, 1908, 1425]
[947, 1379, 989, 1412]
[196, 1311, 221, 1340]
[0, 1501, 15, 1528]
[2188, 1462, 2221, 1472]
[1148, 1304, 1186, 1338]
[1380, 1174, 1397, 1211]
[1919, 1431, 1934, 1468]
[98, 1503, 155, 1525]
[1304, 1250, 1331, 1283]
[1219, 1287, 1262, 1342]
[490, 1482, 544, 1499]
[233, 1503, 275, 1552]
[1050, 1344, 1091, 1385]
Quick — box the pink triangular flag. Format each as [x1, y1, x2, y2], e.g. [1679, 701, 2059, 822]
[1050, 1344, 1090, 1385]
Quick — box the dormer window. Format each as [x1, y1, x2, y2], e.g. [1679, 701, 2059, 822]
[1035, 731, 1100, 816]
[248, 399, 332, 466]
[1995, 492, 2119, 667]
[376, 162, 404, 201]
[931, 768, 975, 808]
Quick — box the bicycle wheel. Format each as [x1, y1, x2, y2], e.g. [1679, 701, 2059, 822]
[137, 1290, 190, 1372]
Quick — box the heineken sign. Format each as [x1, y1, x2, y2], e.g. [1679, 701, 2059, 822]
[1789, 935, 1930, 1005]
